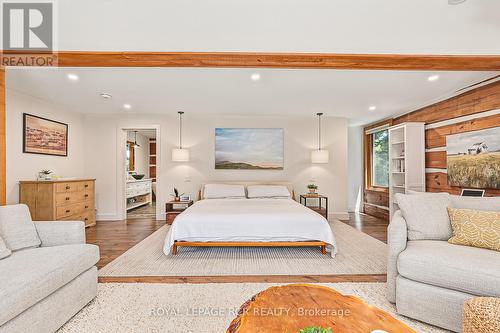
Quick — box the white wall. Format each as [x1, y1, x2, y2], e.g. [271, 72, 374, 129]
[83, 113, 349, 221]
[126, 131, 150, 177]
[5, 90, 86, 204]
[347, 125, 363, 212]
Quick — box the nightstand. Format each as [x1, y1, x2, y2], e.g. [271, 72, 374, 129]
[165, 200, 193, 225]
[299, 194, 328, 219]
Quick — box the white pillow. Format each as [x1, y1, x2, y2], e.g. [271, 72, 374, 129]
[203, 184, 246, 199]
[0, 235, 11, 260]
[247, 185, 291, 199]
[395, 192, 452, 241]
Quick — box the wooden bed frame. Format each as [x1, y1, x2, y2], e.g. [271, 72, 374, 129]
[172, 241, 327, 255]
[171, 183, 327, 255]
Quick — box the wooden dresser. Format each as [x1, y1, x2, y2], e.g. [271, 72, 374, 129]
[19, 179, 96, 227]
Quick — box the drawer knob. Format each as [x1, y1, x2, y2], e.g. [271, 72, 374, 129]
[65, 197, 70, 201]
[85, 184, 89, 188]
[85, 205, 89, 209]
[65, 186, 70, 190]
[84, 218, 88, 221]
[65, 209, 70, 213]
[84, 194, 89, 197]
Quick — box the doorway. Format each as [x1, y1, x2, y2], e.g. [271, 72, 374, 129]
[123, 128, 158, 219]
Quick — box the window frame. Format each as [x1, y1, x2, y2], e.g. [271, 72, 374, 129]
[370, 129, 389, 188]
[364, 120, 392, 193]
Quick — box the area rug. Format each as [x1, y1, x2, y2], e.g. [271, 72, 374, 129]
[99, 221, 387, 277]
[58, 282, 449, 332]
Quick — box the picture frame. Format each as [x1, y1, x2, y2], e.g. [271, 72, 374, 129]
[23, 113, 68, 157]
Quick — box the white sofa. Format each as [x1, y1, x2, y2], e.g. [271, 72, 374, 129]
[387, 194, 500, 332]
[0, 204, 99, 333]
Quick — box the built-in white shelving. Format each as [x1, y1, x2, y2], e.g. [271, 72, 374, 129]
[389, 122, 426, 220]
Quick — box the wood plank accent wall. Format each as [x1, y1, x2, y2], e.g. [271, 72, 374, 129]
[364, 80, 500, 220]
[0, 68, 5, 205]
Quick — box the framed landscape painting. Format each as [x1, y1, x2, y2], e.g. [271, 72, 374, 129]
[446, 127, 500, 189]
[215, 128, 284, 170]
[23, 113, 68, 156]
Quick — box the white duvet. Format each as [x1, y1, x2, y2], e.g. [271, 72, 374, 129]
[163, 198, 336, 257]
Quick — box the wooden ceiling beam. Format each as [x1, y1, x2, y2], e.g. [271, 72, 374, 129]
[49, 52, 500, 70]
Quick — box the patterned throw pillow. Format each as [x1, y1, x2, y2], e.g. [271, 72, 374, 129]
[447, 207, 500, 252]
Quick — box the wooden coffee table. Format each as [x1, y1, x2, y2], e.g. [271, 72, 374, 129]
[227, 284, 416, 333]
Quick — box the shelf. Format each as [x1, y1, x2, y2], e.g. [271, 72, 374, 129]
[149, 154, 156, 157]
[392, 185, 405, 189]
[392, 156, 405, 160]
[391, 141, 405, 145]
[392, 171, 405, 174]
[126, 201, 150, 211]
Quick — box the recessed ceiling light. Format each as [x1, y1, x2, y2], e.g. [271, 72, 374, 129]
[123, 104, 132, 110]
[428, 75, 440, 82]
[251, 73, 261, 81]
[369, 106, 377, 111]
[67, 73, 79, 81]
[99, 93, 112, 99]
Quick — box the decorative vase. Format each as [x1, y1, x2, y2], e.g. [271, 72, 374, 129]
[308, 188, 316, 194]
[174, 196, 180, 202]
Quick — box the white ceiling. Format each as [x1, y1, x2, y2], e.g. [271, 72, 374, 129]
[54, 0, 500, 54]
[6, 67, 498, 125]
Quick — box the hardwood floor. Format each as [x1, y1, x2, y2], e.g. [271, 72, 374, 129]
[86, 218, 164, 269]
[86, 213, 388, 270]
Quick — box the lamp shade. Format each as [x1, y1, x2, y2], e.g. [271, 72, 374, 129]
[311, 149, 329, 164]
[172, 148, 190, 162]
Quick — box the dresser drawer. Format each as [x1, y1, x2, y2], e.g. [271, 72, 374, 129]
[82, 210, 96, 227]
[83, 181, 94, 194]
[55, 182, 82, 193]
[55, 191, 86, 206]
[56, 203, 84, 219]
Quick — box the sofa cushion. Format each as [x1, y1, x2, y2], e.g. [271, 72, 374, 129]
[395, 192, 452, 240]
[0, 235, 11, 259]
[451, 195, 500, 212]
[0, 243, 99, 326]
[398, 240, 500, 297]
[0, 204, 41, 251]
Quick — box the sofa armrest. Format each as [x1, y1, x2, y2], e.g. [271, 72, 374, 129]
[34, 221, 86, 247]
[387, 210, 408, 303]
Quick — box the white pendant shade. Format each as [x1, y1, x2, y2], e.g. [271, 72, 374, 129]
[311, 149, 329, 164]
[172, 148, 190, 162]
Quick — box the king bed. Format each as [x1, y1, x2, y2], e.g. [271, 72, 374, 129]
[163, 183, 336, 257]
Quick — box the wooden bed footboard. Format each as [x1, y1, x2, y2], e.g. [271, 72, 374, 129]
[171, 241, 327, 255]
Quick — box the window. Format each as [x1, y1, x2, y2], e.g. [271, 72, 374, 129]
[371, 129, 389, 187]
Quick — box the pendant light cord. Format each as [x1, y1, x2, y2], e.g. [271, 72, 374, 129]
[178, 111, 184, 149]
[317, 112, 323, 150]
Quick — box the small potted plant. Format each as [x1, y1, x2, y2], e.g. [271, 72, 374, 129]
[307, 183, 318, 194]
[38, 170, 52, 181]
[171, 188, 184, 202]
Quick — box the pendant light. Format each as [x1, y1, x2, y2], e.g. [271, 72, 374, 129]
[311, 112, 329, 163]
[133, 131, 140, 148]
[172, 111, 190, 162]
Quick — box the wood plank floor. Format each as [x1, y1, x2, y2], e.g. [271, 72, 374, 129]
[86, 213, 389, 283]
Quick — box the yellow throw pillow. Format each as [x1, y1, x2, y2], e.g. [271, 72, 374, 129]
[447, 207, 500, 252]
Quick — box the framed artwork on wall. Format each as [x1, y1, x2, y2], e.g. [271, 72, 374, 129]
[23, 113, 68, 156]
[215, 128, 284, 170]
[446, 127, 500, 189]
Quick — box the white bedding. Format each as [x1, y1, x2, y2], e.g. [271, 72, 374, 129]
[163, 198, 336, 257]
